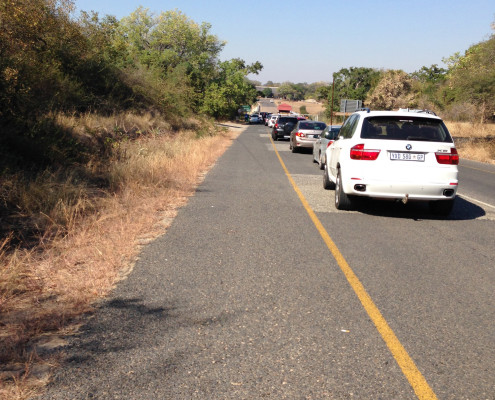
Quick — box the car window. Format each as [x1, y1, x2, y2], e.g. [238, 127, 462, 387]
[340, 114, 359, 139]
[360, 116, 453, 142]
[279, 117, 297, 123]
[299, 122, 326, 130]
[325, 127, 341, 139]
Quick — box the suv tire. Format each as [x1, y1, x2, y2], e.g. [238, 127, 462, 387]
[335, 168, 353, 210]
[323, 164, 335, 190]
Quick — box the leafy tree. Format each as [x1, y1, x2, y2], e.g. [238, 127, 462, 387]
[201, 59, 262, 119]
[304, 81, 330, 100]
[411, 64, 447, 84]
[326, 67, 382, 114]
[314, 85, 331, 102]
[277, 81, 305, 100]
[443, 31, 495, 122]
[262, 87, 273, 98]
[366, 70, 416, 110]
[409, 64, 448, 109]
[117, 7, 225, 106]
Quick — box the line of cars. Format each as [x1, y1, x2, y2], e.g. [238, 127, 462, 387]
[267, 109, 459, 216]
[249, 112, 271, 124]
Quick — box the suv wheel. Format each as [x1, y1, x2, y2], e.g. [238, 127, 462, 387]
[323, 164, 335, 190]
[335, 168, 353, 210]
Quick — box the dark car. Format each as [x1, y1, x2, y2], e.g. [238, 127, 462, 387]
[271, 116, 299, 141]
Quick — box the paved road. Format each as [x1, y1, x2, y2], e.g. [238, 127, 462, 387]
[258, 98, 278, 114]
[39, 124, 495, 399]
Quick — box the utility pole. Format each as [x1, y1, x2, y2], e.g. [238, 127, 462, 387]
[330, 77, 335, 126]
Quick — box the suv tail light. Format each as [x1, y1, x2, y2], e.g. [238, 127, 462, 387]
[435, 148, 459, 165]
[295, 132, 305, 137]
[350, 144, 381, 160]
[326, 140, 334, 148]
[275, 123, 279, 128]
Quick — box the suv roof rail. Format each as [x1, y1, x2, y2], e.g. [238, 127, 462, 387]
[398, 108, 437, 116]
[358, 107, 371, 113]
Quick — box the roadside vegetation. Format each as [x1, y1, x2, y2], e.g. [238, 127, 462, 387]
[0, 1, 255, 397]
[0, 1, 494, 398]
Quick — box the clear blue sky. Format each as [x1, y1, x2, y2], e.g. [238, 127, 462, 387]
[74, 0, 494, 84]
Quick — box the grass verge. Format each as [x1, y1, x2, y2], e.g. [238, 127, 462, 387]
[0, 113, 245, 400]
[445, 121, 495, 164]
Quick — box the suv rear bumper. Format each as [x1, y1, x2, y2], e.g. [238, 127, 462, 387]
[342, 179, 458, 200]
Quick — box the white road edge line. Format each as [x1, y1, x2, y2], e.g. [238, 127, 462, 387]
[457, 193, 495, 209]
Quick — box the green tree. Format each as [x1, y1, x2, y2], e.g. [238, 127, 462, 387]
[117, 8, 225, 107]
[201, 59, 262, 119]
[327, 67, 382, 114]
[277, 81, 306, 100]
[443, 31, 495, 122]
[315, 85, 331, 102]
[262, 87, 273, 98]
[409, 64, 447, 109]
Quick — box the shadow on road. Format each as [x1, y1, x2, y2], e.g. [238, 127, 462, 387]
[356, 196, 485, 221]
[62, 297, 236, 364]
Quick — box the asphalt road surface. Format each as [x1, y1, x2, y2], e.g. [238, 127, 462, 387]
[39, 124, 495, 399]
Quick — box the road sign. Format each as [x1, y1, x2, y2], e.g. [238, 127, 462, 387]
[340, 99, 362, 113]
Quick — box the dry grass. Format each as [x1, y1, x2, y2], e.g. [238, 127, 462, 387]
[445, 121, 495, 138]
[445, 121, 495, 164]
[0, 113, 244, 399]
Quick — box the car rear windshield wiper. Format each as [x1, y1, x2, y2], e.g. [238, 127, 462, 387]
[406, 136, 432, 141]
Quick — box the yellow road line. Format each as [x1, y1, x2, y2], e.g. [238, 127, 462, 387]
[270, 138, 438, 400]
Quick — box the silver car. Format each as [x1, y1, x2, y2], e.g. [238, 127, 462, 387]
[289, 121, 327, 153]
[249, 114, 261, 124]
[313, 125, 341, 169]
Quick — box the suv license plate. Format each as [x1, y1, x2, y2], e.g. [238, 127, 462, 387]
[390, 152, 425, 161]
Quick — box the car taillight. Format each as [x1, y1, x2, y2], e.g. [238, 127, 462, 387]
[350, 144, 381, 160]
[435, 148, 459, 165]
[295, 132, 305, 137]
[326, 140, 334, 148]
[275, 123, 278, 128]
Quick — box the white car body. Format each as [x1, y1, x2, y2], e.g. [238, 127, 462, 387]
[324, 110, 459, 214]
[267, 114, 279, 128]
[313, 125, 341, 169]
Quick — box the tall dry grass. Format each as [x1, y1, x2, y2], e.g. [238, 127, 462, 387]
[445, 121, 495, 164]
[0, 112, 243, 399]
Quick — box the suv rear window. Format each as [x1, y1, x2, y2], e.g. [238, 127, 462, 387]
[278, 117, 298, 123]
[360, 116, 453, 142]
[299, 122, 326, 130]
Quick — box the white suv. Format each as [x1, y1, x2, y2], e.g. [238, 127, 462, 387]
[323, 109, 459, 215]
[267, 114, 279, 128]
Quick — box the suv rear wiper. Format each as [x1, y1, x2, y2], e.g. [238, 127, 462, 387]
[406, 136, 432, 141]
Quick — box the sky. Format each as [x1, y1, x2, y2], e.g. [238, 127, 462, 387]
[74, 0, 494, 84]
